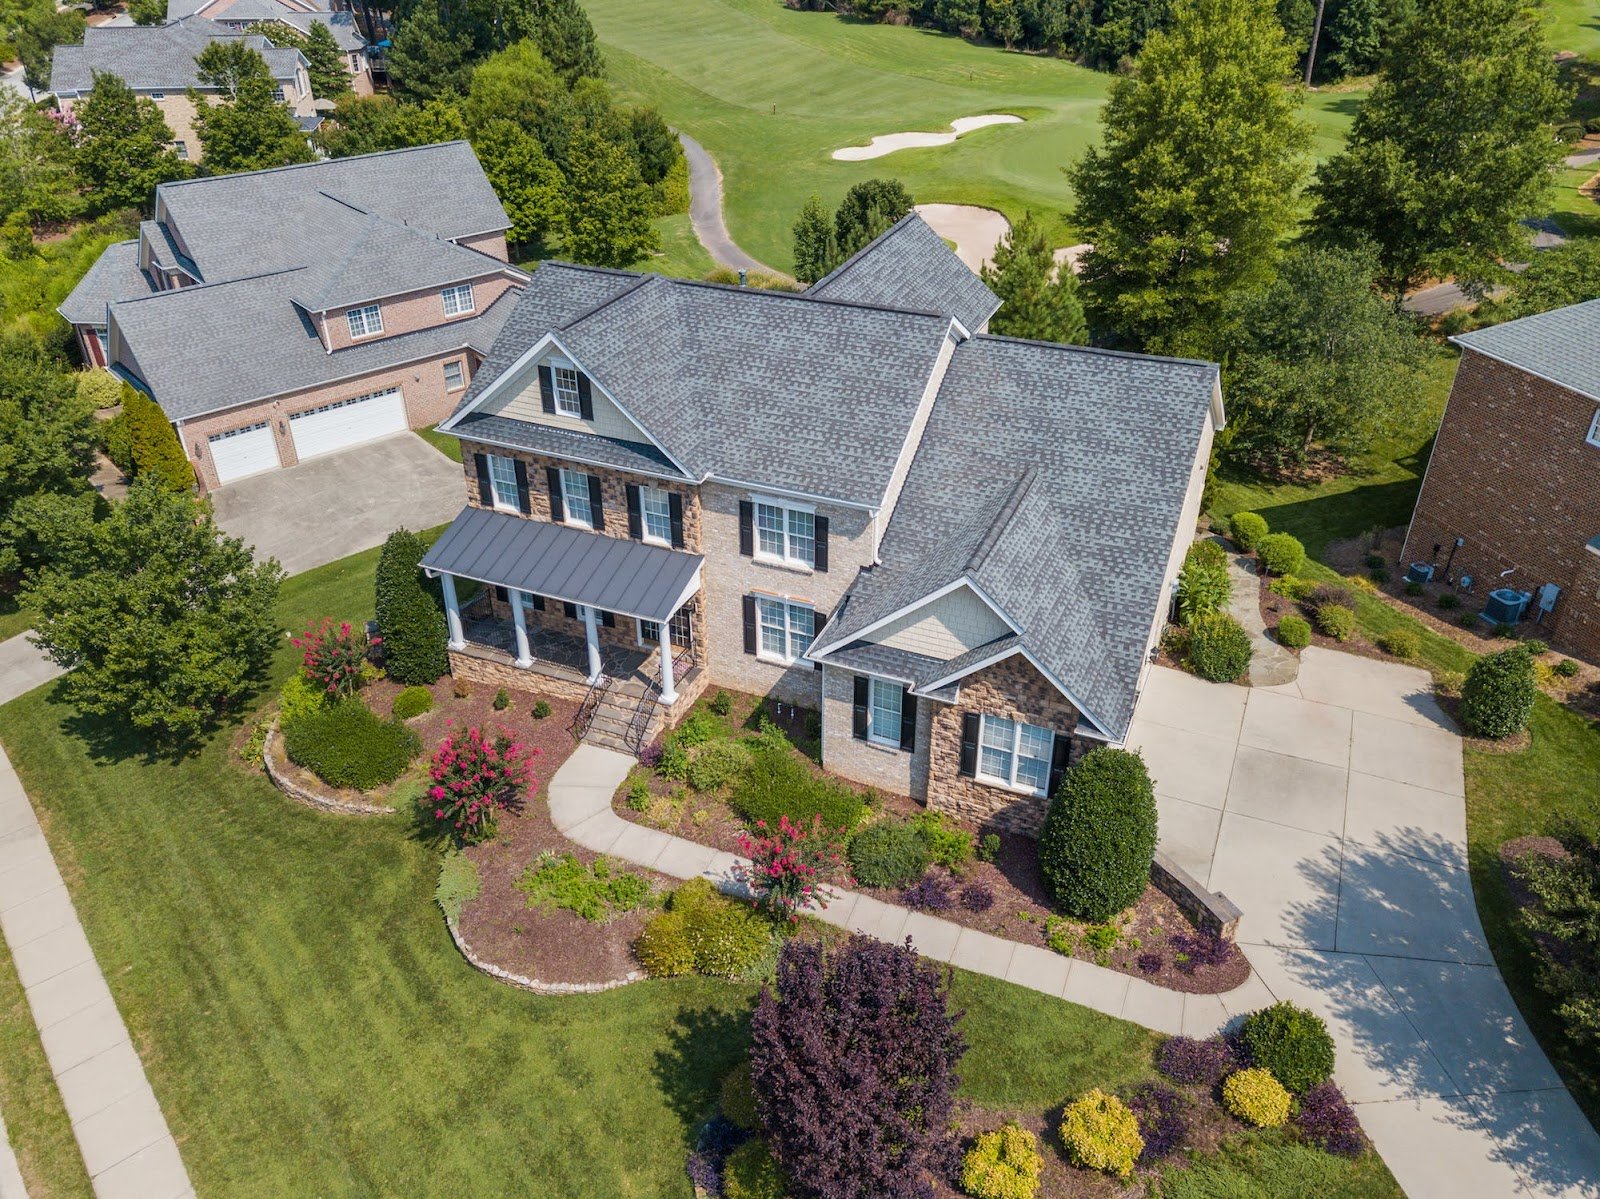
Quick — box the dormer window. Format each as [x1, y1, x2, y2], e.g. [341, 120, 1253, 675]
[346, 304, 382, 339]
[553, 365, 583, 417]
[441, 283, 475, 316]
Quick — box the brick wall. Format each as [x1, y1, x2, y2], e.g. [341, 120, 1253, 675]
[321, 275, 517, 351]
[819, 664, 932, 799]
[1401, 350, 1600, 662]
[457, 231, 510, 261]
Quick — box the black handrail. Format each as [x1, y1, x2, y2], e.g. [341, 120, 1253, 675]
[571, 673, 610, 740]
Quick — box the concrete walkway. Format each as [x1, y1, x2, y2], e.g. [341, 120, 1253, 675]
[0, 1107, 26, 1199]
[0, 635, 61, 708]
[1219, 538, 1298, 687]
[0, 745, 192, 1199]
[678, 132, 781, 278]
[1129, 652, 1600, 1199]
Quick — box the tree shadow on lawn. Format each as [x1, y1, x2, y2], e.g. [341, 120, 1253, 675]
[1214, 461, 1430, 560]
[50, 673, 270, 767]
[652, 1002, 753, 1132]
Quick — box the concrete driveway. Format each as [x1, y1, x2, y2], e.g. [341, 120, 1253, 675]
[209, 433, 463, 576]
[1129, 649, 1600, 1198]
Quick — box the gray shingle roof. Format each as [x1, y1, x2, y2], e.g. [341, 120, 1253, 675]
[291, 211, 508, 311]
[449, 412, 681, 479]
[1452, 300, 1600, 402]
[277, 9, 364, 50]
[812, 336, 1217, 740]
[807, 212, 1000, 333]
[58, 240, 154, 325]
[113, 273, 517, 421]
[420, 505, 703, 622]
[49, 17, 301, 94]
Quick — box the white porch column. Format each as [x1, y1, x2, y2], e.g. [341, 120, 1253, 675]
[510, 590, 533, 668]
[657, 618, 678, 705]
[581, 604, 603, 682]
[441, 574, 465, 651]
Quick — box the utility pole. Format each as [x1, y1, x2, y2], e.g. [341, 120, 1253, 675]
[1304, 0, 1328, 86]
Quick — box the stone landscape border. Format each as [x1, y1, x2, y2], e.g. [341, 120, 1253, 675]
[1151, 850, 1242, 939]
[444, 914, 645, 996]
[261, 722, 396, 816]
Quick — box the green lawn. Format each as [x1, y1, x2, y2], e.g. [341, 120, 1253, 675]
[414, 424, 461, 463]
[1544, 0, 1600, 61]
[587, 0, 1363, 271]
[0, 596, 36, 643]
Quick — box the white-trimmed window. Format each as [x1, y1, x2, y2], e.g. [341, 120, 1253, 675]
[1587, 409, 1600, 449]
[486, 454, 519, 511]
[271, 85, 286, 102]
[977, 715, 1054, 795]
[638, 609, 692, 648]
[552, 365, 583, 417]
[346, 303, 382, 339]
[173, 139, 188, 160]
[754, 499, 815, 568]
[560, 467, 594, 528]
[443, 359, 465, 391]
[755, 597, 815, 664]
[441, 283, 475, 316]
[639, 485, 672, 545]
[867, 677, 903, 746]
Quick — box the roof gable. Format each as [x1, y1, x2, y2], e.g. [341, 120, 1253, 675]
[808, 212, 1000, 333]
[1452, 299, 1600, 403]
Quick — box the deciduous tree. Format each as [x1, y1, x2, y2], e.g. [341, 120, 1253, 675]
[74, 71, 188, 214]
[1494, 238, 1600, 321]
[190, 43, 314, 172]
[469, 118, 566, 249]
[833, 177, 913, 262]
[316, 95, 466, 158]
[791, 194, 836, 284]
[981, 212, 1088, 344]
[561, 125, 658, 267]
[0, 91, 83, 228]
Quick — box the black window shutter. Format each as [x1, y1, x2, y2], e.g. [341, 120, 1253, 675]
[1047, 734, 1071, 797]
[600, 609, 615, 628]
[513, 459, 531, 515]
[563, 601, 578, 620]
[538, 365, 555, 414]
[626, 484, 642, 540]
[811, 609, 826, 670]
[814, 515, 830, 572]
[587, 474, 605, 531]
[531, 594, 545, 611]
[742, 595, 757, 655]
[958, 713, 980, 778]
[576, 374, 594, 420]
[899, 688, 917, 753]
[852, 675, 869, 741]
[738, 500, 753, 556]
[474, 453, 492, 506]
[668, 492, 685, 548]
[545, 466, 564, 523]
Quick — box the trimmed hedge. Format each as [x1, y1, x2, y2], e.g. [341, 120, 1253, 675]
[281, 700, 420, 789]
[848, 820, 932, 888]
[1060, 1089, 1142, 1179]
[1377, 628, 1420, 660]
[1276, 614, 1311, 650]
[1315, 603, 1356, 641]
[1187, 612, 1251, 682]
[1230, 511, 1268, 551]
[1256, 532, 1305, 576]
[1461, 646, 1537, 739]
[1038, 748, 1156, 922]
[1222, 1068, 1291, 1128]
[391, 685, 434, 719]
[729, 746, 867, 831]
[374, 529, 448, 686]
[1240, 1001, 1335, 1093]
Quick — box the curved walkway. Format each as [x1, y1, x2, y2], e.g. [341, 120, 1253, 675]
[677, 132, 781, 278]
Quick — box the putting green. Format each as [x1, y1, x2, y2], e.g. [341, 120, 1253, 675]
[588, 0, 1364, 271]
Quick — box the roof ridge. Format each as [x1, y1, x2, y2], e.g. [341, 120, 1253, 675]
[666, 272, 954, 323]
[557, 272, 659, 331]
[154, 141, 477, 196]
[112, 264, 308, 304]
[965, 467, 1036, 575]
[807, 210, 924, 292]
[969, 332, 1220, 373]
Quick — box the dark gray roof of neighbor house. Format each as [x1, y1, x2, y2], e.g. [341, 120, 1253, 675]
[112, 272, 517, 421]
[807, 212, 1000, 333]
[277, 9, 365, 50]
[58, 240, 154, 325]
[291, 212, 511, 312]
[420, 505, 703, 622]
[812, 336, 1218, 740]
[49, 17, 301, 94]
[1452, 300, 1600, 402]
[450, 412, 682, 479]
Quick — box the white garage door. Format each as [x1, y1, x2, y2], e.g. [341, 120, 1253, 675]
[288, 388, 407, 461]
[208, 421, 280, 485]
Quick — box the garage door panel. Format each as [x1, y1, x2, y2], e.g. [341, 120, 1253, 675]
[209, 422, 279, 485]
[289, 389, 407, 461]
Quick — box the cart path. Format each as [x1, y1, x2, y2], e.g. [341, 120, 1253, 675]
[678, 131, 784, 278]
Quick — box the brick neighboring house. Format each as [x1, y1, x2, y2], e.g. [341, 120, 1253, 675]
[49, 17, 317, 163]
[58, 142, 526, 492]
[419, 215, 1224, 834]
[166, 0, 373, 93]
[1402, 300, 1600, 662]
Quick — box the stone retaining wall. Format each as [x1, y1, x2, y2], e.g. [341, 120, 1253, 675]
[445, 915, 644, 996]
[262, 723, 396, 816]
[1152, 850, 1242, 940]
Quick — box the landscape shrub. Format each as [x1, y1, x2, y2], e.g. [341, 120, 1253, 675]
[720, 1061, 759, 1130]
[667, 708, 722, 751]
[1347, 574, 1379, 595]
[636, 878, 774, 979]
[492, 688, 511, 711]
[1155, 1035, 1239, 1088]
[293, 617, 373, 699]
[1437, 592, 1461, 610]
[1186, 612, 1251, 682]
[686, 738, 752, 791]
[1525, 639, 1549, 656]
[1170, 929, 1237, 973]
[1557, 658, 1582, 678]
[1275, 615, 1311, 650]
[1177, 540, 1231, 624]
[1404, 580, 1424, 596]
[709, 688, 734, 716]
[910, 810, 974, 869]
[1038, 748, 1157, 922]
[1461, 646, 1537, 738]
[658, 741, 690, 782]
[978, 833, 1001, 863]
[1059, 1089, 1142, 1178]
[722, 1138, 789, 1199]
[735, 814, 846, 920]
[517, 852, 651, 923]
[730, 746, 867, 831]
[1256, 532, 1305, 576]
[421, 726, 537, 844]
[1222, 1068, 1291, 1128]
[625, 777, 652, 811]
[1315, 603, 1357, 641]
[848, 819, 933, 888]
[959, 882, 995, 912]
[1306, 582, 1354, 614]
[117, 387, 192, 491]
[1240, 1002, 1335, 1093]
[1124, 1082, 1188, 1163]
[373, 529, 447, 685]
[391, 685, 433, 719]
[277, 671, 326, 727]
[1377, 628, 1420, 659]
[282, 700, 419, 789]
[902, 874, 953, 912]
[959, 1122, 1042, 1199]
[1292, 1081, 1368, 1157]
[1493, 621, 1517, 639]
[1268, 575, 1314, 602]
[532, 699, 552, 719]
[1514, 844, 1600, 1050]
[1229, 511, 1268, 551]
[434, 848, 481, 922]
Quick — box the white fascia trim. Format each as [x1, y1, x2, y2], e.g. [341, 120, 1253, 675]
[451, 226, 514, 243]
[310, 266, 530, 318]
[424, 561, 702, 624]
[1210, 374, 1227, 431]
[809, 574, 1019, 661]
[1447, 342, 1600, 405]
[708, 474, 876, 512]
[453, 431, 690, 485]
[914, 643, 1115, 742]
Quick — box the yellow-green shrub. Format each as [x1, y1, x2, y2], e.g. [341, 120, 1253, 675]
[960, 1121, 1042, 1199]
[1060, 1088, 1142, 1178]
[1222, 1068, 1291, 1127]
[722, 1139, 789, 1199]
[634, 879, 773, 979]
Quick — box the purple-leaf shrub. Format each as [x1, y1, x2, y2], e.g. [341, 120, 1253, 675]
[639, 737, 664, 769]
[958, 882, 995, 912]
[1171, 930, 1237, 972]
[749, 935, 965, 1199]
[902, 875, 952, 912]
[686, 1114, 750, 1196]
[1125, 1082, 1188, 1163]
[1137, 951, 1163, 975]
[1155, 1035, 1240, 1088]
[1293, 1081, 1367, 1158]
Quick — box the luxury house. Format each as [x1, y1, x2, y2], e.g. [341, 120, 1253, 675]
[420, 215, 1223, 833]
[59, 143, 525, 491]
[166, 0, 372, 92]
[49, 17, 317, 162]
[1402, 299, 1600, 663]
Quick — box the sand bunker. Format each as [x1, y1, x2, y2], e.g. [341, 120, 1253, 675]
[832, 114, 1023, 162]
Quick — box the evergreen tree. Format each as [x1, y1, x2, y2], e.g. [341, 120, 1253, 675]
[628, 107, 678, 187]
[276, 21, 352, 100]
[470, 119, 566, 249]
[1308, 0, 1568, 298]
[374, 528, 447, 685]
[792, 194, 837, 284]
[561, 126, 658, 267]
[122, 388, 193, 492]
[981, 212, 1088, 345]
[1069, 0, 1310, 357]
[316, 96, 466, 158]
[528, 0, 602, 84]
[190, 43, 314, 173]
[74, 71, 188, 214]
[1322, 0, 1412, 78]
[833, 178, 913, 261]
[386, 5, 475, 102]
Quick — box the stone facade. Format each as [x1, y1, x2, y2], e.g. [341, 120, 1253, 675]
[447, 649, 590, 704]
[818, 664, 933, 799]
[1401, 350, 1600, 663]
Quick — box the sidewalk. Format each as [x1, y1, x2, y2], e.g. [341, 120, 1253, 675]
[546, 743, 1273, 1038]
[0, 744, 192, 1199]
[0, 636, 62, 707]
[1216, 536, 1299, 687]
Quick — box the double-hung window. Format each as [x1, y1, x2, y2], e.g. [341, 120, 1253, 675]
[639, 485, 672, 545]
[867, 677, 903, 746]
[977, 715, 1054, 795]
[560, 468, 594, 528]
[486, 454, 519, 511]
[443, 359, 465, 391]
[271, 85, 286, 102]
[346, 303, 382, 339]
[441, 283, 475, 316]
[754, 500, 815, 568]
[552, 365, 583, 417]
[1587, 409, 1600, 449]
[755, 597, 815, 664]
